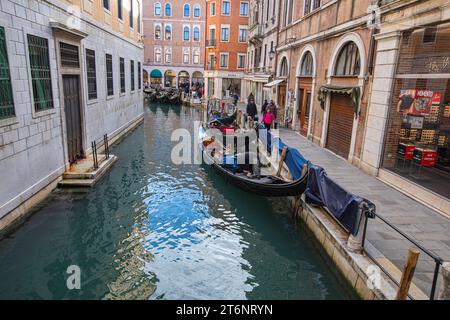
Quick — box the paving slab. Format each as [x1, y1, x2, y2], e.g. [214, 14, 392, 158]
[279, 128, 450, 298]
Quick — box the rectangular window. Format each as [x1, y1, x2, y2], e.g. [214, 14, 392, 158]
[155, 48, 162, 63]
[305, 0, 321, 15]
[183, 50, 189, 64]
[237, 54, 246, 69]
[193, 50, 200, 64]
[130, 60, 135, 91]
[118, 0, 123, 20]
[222, 1, 231, 15]
[137, 1, 141, 33]
[138, 62, 141, 90]
[219, 53, 229, 68]
[86, 49, 97, 100]
[221, 27, 229, 42]
[129, 0, 134, 29]
[210, 2, 216, 16]
[120, 57, 125, 93]
[60, 42, 79, 68]
[238, 27, 247, 42]
[103, 0, 110, 11]
[27, 34, 53, 111]
[0, 26, 15, 119]
[240, 2, 249, 16]
[106, 54, 114, 96]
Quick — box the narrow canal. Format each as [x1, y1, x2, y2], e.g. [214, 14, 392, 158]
[0, 103, 358, 300]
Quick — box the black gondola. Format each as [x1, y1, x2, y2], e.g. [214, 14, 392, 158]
[200, 131, 309, 197]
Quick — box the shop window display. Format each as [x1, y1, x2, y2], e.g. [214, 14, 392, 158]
[382, 24, 450, 199]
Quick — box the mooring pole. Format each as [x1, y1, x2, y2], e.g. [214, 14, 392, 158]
[439, 262, 450, 300]
[396, 248, 420, 300]
[347, 203, 369, 254]
[276, 147, 288, 177]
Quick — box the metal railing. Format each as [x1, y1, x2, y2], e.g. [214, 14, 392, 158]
[206, 39, 217, 48]
[91, 134, 110, 170]
[361, 211, 444, 300]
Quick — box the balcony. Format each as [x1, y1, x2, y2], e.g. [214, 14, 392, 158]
[206, 39, 217, 48]
[248, 24, 263, 45]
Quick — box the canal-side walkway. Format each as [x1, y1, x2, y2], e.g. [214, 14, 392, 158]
[279, 128, 450, 297]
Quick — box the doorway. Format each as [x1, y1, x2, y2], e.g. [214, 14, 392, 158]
[63, 75, 83, 163]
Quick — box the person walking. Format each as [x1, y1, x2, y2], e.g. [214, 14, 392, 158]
[262, 108, 275, 130]
[261, 99, 269, 115]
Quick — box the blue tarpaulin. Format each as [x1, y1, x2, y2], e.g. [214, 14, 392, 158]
[305, 165, 375, 236]
[275, 138, 308, 180]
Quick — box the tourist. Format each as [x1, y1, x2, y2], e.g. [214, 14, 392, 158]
[261, 99, 269, 115]
[246, 99, 258, 120]
[262, 109, 275, 130]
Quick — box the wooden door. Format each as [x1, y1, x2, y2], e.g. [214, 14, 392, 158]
[63, 75, 83, 163]
[326, 93, 354, 159]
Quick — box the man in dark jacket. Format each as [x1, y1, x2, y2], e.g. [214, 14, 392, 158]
[261, 99, 269, 115]
[246, 100, 258, 120]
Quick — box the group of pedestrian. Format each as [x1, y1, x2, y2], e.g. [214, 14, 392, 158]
[246, 94, 278, 130]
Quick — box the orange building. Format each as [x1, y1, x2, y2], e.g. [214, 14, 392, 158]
[204, 0, 249, 101]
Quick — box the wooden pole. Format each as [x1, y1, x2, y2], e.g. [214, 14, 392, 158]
[396, 248, 420, 300]
[276, 146, 289, 177]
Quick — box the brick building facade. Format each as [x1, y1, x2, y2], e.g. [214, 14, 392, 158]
[142, 1, 206, 89]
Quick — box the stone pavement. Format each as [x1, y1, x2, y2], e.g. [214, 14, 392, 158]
[279, 128, 450, 298]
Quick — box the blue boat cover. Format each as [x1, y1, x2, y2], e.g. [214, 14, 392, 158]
[274, 138, 308, 180]
[305, 165, 374, 236]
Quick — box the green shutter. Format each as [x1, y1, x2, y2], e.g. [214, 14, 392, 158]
[0, 26, 15, 119]
[28, 34, 54, 111]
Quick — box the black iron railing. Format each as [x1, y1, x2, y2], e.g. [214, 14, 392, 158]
[91, 134, 110, 170]
[361, 211, 444, 300]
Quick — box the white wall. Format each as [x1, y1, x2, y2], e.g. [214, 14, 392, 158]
[0, 0, 144, 219]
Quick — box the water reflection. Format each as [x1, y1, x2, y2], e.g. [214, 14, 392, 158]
[0, 103, 357, 300]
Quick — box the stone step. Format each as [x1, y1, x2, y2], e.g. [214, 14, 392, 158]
[59, 155, 118, 188]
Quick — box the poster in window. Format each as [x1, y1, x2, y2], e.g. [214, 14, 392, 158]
[398, 89, 434, 115]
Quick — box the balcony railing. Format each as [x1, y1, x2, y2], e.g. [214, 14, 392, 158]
[249, 24, 263, 43]
[206, 39, 217, 48]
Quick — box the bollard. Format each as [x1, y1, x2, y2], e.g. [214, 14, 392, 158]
[396, 248, 420, 300]
[347, 203, 368, 254]
[439, 262, 450, 300]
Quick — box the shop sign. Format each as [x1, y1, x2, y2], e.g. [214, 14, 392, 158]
[427, 56, 450, 73]
[397, 89, 434, 116]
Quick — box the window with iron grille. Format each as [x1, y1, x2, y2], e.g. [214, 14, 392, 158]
[0, 26, 15, 119]
[27, 34, 54, 111]
[60, 42, 79, 68]
[106, 54, 114, 96]
[86, 49, 97, 100]
[130, 60, 135, 91]
[129, 0, 134, 29]
[118, 0, 123, 20]
[103, 0, 110, 11]
[138, 62, 141, 90]
[120, 57, 125, 93]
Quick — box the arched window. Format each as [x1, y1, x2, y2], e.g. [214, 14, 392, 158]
[280, 57, 288, 76]
[334, 42, 361, 76]
[300, 52, 314, 77]
[154, 24, 162, 40]
[154, 3, 161, 16]
[183, 26, 190, 41]
[183, 26, 191, 41]
[165, 3, 172, 16]
[194, 4, 201, 17]
[154, 48, 162, 63]
[165, 25, 172, 40]
[184, 4, 190, 17]
[193, 26, 200, 41]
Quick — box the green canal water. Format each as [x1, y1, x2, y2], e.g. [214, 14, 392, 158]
[0, 103, 358, 300]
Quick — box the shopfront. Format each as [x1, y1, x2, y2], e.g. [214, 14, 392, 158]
[382, 23, 450, 200]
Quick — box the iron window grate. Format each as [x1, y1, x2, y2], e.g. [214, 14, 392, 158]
[106, 54, 114, 96]
[28, 34, 54, 111]
[130, 60, 135, 92]
[86, 49, 97, 100]
[0, 26, 15, 119]
[138, 62, 141, 90]
[60, 42, 79, 68]
[120, 57, 125, 93]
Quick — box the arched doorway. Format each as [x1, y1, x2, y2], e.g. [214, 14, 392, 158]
[192, 71, 204, 85]
[326, 41, 361, 159]
[164, 70, 176, 88]
[297, 50, 315, 136]
[277, 57, 289, 122]
[178, 71, 190, 89]
[150, 69, 162, 86]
